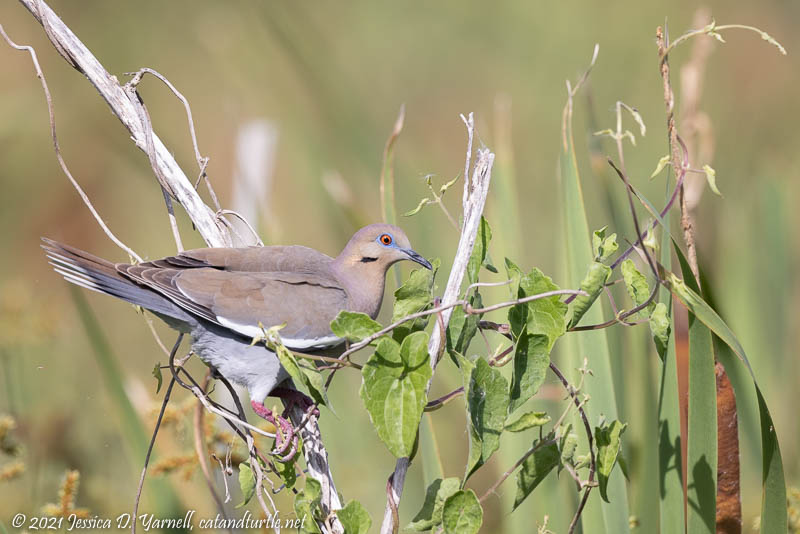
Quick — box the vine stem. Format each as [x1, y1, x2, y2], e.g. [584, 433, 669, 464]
[662, 23, 786, 57]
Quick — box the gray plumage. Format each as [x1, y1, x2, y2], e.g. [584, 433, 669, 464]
[42, 224, 431, 403]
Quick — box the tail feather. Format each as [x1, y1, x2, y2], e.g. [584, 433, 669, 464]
[42, 238, 192, 323]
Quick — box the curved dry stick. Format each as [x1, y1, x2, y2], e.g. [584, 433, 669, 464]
[0, 22, 142, 262]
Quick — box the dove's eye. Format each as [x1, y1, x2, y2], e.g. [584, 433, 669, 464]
[379, 234, 393, 246]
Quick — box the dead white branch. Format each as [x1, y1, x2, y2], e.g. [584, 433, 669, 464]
[380, 113, 495, 534]
[19, 0, 231, 248]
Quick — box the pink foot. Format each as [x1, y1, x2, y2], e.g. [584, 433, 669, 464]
[250, 400, 298, 462]
[270, 387, 320, 418]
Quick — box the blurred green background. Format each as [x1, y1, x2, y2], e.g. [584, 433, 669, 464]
[1, 1, 798, 532]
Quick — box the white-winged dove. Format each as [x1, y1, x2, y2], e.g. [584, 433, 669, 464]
[43, 224, 431, 456]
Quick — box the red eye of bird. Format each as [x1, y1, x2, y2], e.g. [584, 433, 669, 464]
[380, 234, 393, 246]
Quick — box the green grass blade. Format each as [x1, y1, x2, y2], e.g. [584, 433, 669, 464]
[70, 288, 185, 518]
[420, 414, 445, 489]
[754, 387, 788, 534]
[665, 248, 788, 533]
[70, 288, 149, 460]
[488, 93, 523, 260]
[380, 105, 405, 287]
[380, 104, 404, 227]
[656, 187, 685, 534]
[675, 245, 717, 534]
[657, 308, 685, 534]
[559, 65, 630, 533]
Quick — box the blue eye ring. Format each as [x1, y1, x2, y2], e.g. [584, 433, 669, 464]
[378, 233, 394, 246]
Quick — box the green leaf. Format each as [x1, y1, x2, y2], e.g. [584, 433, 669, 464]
[592, 226, 619, 262]
[467, 217, 492, 284]
[649, 302, 671, 360]
[505, 265, 567, 349]
[559, 425, 579, 472]
[650, 154, 671, 179]
[702, 164, 722, 196]
[459, 355, 509, 479]
[237, 462, 255, 508]
[274, 453, 298, 489]
[407, 477, 461, 531]
[513, 440, 560, 509]
[442, 490, 483, 534]
[360, 332, 432, 457]
[504, 410, 551, 432]
[294, 478, 323, 534]
[338, 500, 371, 534]
[595, 420, 628, 502]
[568, 261, 612, 328]
[300, 360, 329, 406]
[446, 292, 482, 361]
[392, 259, 439, 340]
[438, 174, 460, 195]
[330, 311, 382, 342]
[625, 105, 647, 137]
[403, 197, 432, 217]
[621, 259, 654, 314]
[509, 331, 550, 413]
[269, 340, 327, 407]
[152, 362, 163, 394]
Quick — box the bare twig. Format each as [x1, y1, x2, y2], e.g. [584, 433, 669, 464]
[209, 453, 232, 504]
[132, 334, 183, 534]
[193, 369, 230, 524]
[607, 140, 689, 271]
[125, 67, 221, 211]
[657, 24, 700, 284]
[549, 362, 596, 534]
[216, 210, 265, 247]
[424, 387, 465, 412]
[142, 314, 171, 356]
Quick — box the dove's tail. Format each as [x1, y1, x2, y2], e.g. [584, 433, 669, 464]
[41, 238, 191, 324]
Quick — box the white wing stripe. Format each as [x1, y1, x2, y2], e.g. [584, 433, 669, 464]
[216, 316, 342, 350]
